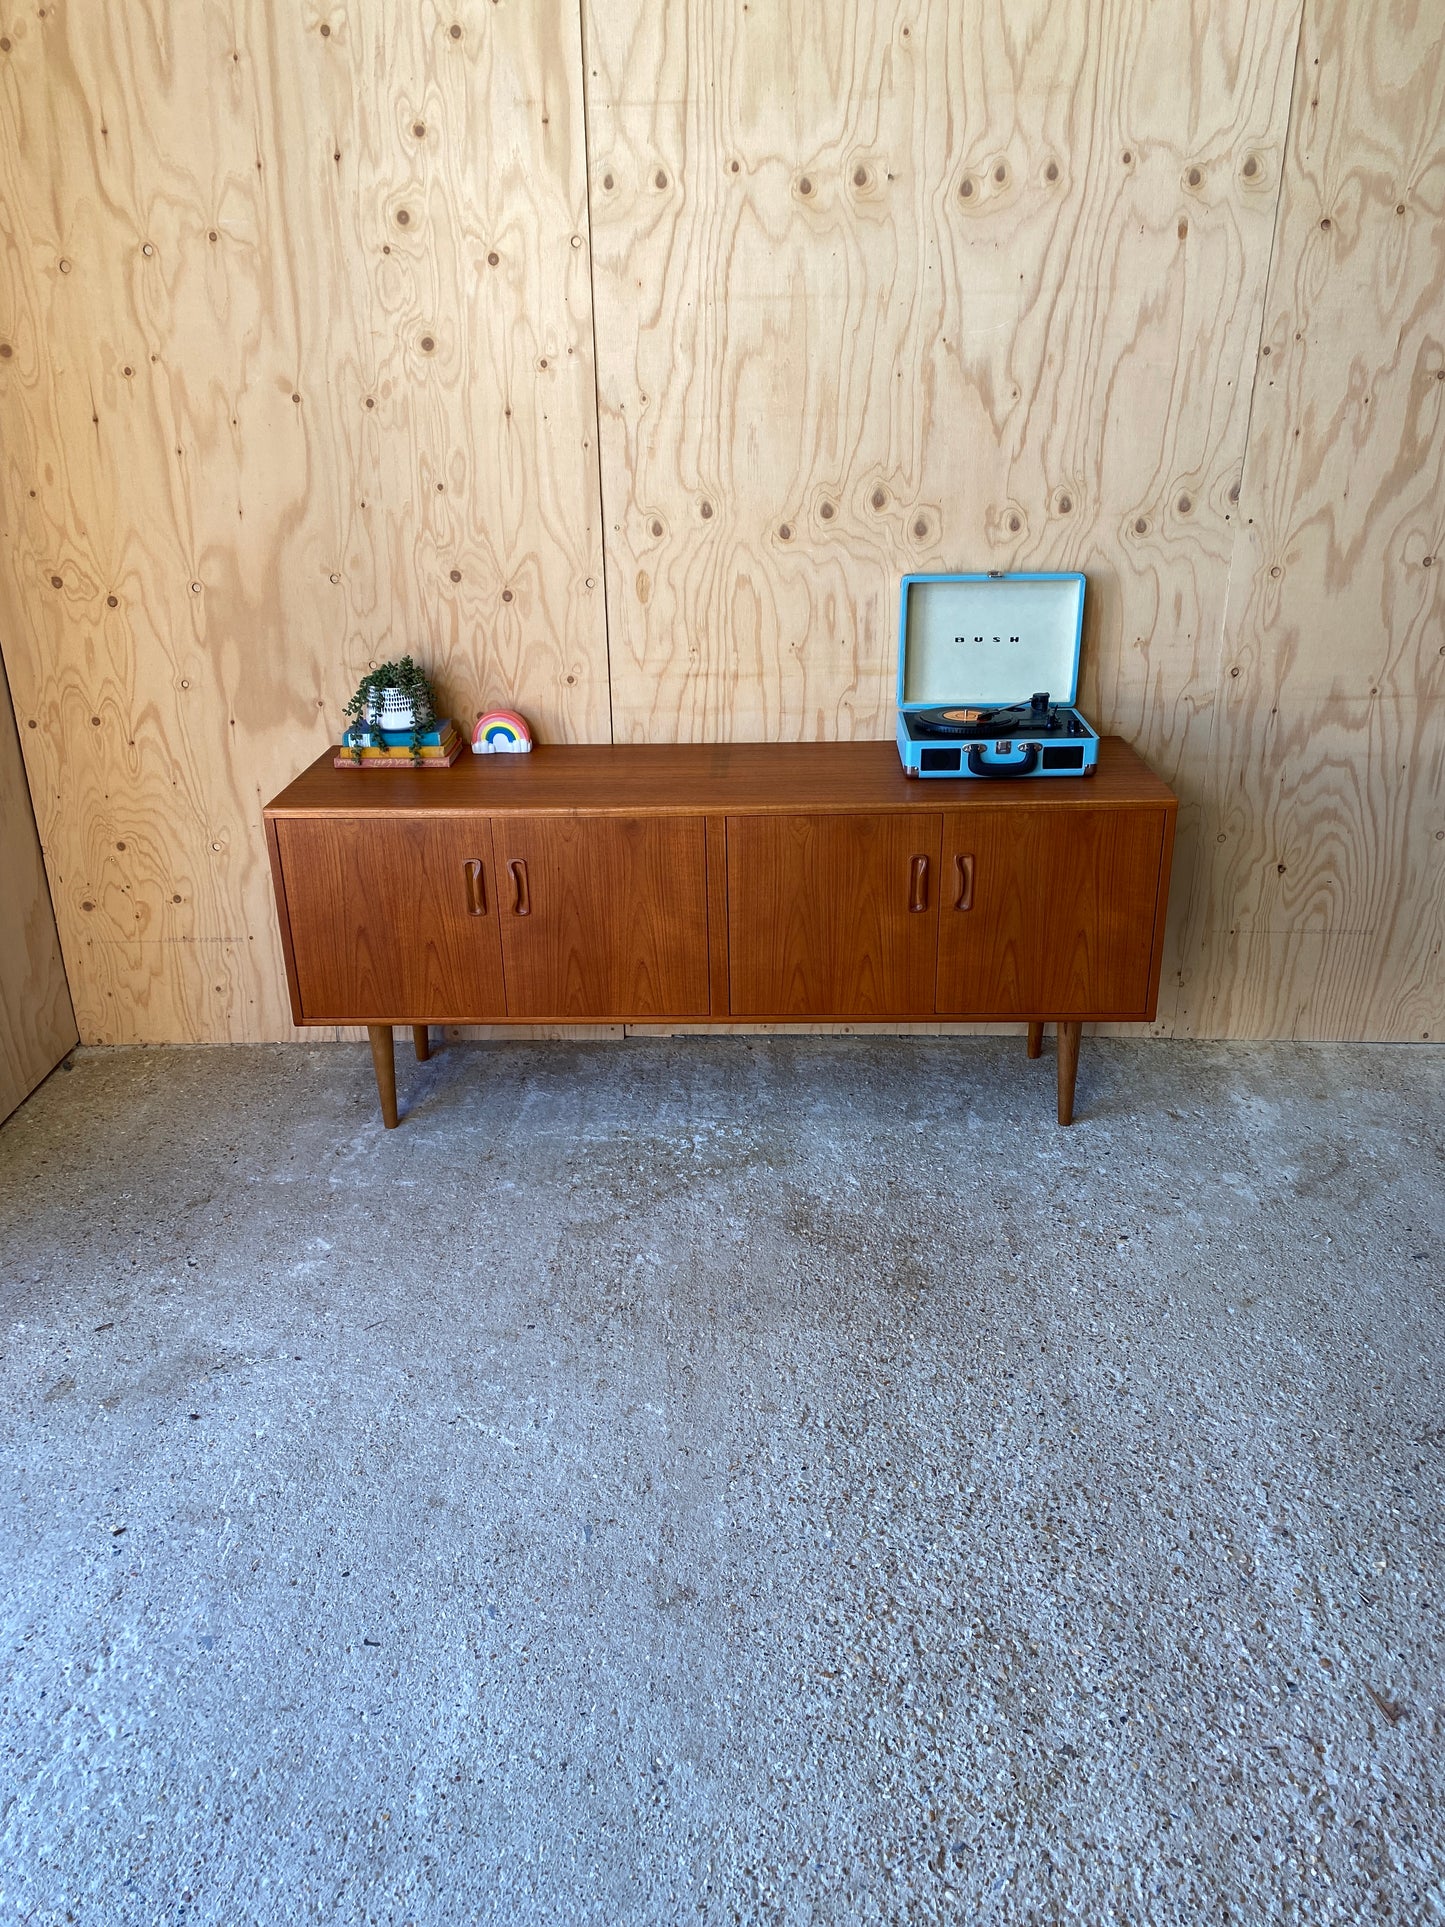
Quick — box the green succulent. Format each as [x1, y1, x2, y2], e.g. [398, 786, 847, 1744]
[343, 658, 438, 765]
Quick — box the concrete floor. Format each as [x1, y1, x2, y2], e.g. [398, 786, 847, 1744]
[0, 1038, 1442, 1926]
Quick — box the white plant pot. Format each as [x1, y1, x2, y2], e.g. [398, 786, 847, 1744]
[366, 688, 416, 732]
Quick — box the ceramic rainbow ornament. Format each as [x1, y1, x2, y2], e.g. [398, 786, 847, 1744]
[471, 709, 533, 755]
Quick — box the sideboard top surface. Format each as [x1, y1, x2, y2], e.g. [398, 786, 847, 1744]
[265, 737, 1175, 820]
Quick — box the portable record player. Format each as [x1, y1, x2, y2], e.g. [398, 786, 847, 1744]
[896, 571, 1100, 778]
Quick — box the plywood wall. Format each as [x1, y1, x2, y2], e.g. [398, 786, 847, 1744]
[1174, 0, 1445, 1038]
[0, 0, 1438, 1045]
[0, 652, 76, 1118]
[585, 0, 1296, 753]
[0, 0, 609, 1044]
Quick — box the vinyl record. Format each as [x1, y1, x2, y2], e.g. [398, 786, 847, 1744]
[910, 696, 1058, 739]
[910, 705, 988, 736]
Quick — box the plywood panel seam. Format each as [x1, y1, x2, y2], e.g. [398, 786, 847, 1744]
[577, 0, 617, 746]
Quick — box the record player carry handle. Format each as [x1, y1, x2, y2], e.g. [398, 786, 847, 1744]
[954, 854, 975, 912]
[908, 854, 930, 914]
[965, 743, 1040, 778]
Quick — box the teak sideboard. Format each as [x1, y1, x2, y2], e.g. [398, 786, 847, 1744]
[264, 739, 1176, 1128]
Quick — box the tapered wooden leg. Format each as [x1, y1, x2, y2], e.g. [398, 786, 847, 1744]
[1056, 1020, 1081, 1126]
[412, 1024, 431, 1062]
[368, 1024, 399, 1129]
[1027, 1020, 1044, 1060]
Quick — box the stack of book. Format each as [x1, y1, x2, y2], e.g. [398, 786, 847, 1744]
[334, 719, 464, 770]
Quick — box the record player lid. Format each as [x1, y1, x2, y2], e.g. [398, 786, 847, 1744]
[897, 572, 1086, 710]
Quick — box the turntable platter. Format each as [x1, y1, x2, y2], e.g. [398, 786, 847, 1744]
[910, 705, 989, 737]
[910, 698, 1059, 740]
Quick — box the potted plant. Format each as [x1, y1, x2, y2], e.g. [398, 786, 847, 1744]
[343, 657, 438, 764]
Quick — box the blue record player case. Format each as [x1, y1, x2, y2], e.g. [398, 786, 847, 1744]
[896, 571, 1100, 779]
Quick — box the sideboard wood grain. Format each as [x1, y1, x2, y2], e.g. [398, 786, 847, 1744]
[936, 807, 1171, 1020]
[726, 813, 943, 1018]
[493, 814, 711, 1022]
[265, 738, 1177, 1126]
[273, 816, 506, 1025]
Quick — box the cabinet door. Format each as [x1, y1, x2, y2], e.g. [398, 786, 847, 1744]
[494, 815, 709, 1019]
[726, 813, 942, 1016]
[936, 807, 1167, 1018]
[274, 817, 505, 1021]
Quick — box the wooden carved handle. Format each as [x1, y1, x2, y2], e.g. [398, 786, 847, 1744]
[954, 854, 975, 911]
[508, 858, 531, 916]
[462, 859, 486, 916]
[909, 854, 930, 913]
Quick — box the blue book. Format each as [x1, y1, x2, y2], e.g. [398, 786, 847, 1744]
[343, 718, 457, 750]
